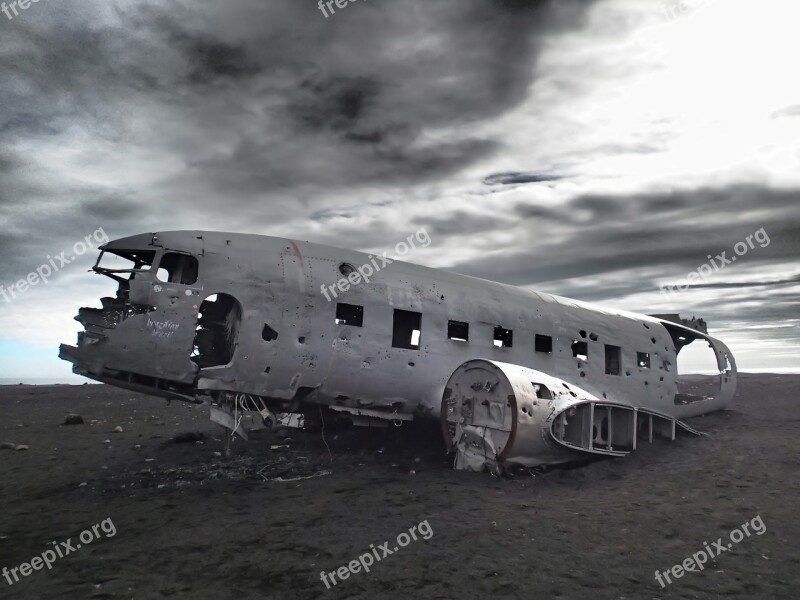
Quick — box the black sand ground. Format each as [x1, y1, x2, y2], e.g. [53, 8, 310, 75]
[1, 374, 798, 599]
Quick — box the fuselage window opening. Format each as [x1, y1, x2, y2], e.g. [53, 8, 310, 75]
[448, 320, 469, 342]
[335, 303, 364, 327]
[572, 340, 588, 360]
[493, 326, 513, 348]
[535, 334, 553, 354]
[605, 344, 622, 375]
[156, 252, 199, 285]
[637, 352, 651, 368]
[392, 309, 422, 350]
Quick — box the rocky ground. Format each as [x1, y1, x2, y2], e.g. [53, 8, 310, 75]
[1, 374, 798, 599]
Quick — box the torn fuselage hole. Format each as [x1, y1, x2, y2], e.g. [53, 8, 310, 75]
[192, 294, 241, 368]
[262, 324, 279, 342]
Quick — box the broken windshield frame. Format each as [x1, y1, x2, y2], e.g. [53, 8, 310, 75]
[93, 249, 157, 284]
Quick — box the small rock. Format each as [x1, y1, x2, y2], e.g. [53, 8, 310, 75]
[212, 451, 222, 457]
[409, 470, 416, 475]
[64, 414, 84, 425]
[79, 482, 87, 487]
[113, 426, 123, 433]
[103, 439, 111, 444]
[14, 445, 29, 451]
[170, 432, 205, 444]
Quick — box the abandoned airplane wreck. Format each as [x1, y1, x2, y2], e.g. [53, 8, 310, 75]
[59, 231, 737, 472]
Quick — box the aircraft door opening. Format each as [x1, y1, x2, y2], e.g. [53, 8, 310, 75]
[192, 294, 242, 368]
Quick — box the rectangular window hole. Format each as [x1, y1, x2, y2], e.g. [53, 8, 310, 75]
[157, 252, 199, 285]
[335, 303, 363, 327]
[448, 320, 469, 342]
[493, 326, 513, 348]
[392, 309, 422, 350]
[572, 340, 588, 360]
[605, 344, 621, 375]
[638, 352, 651, 368]
[535, 334, 553, 354]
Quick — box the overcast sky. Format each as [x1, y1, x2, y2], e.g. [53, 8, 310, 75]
[1, 0, 799, 382]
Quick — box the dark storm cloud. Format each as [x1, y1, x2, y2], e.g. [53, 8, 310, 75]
[1, 0, 600, 195]
[413, 211, 513, 237]
[483, 171, 564, 185]
[450, 185, 800, 286]
[686, 276, 800, 290]
[0, 0, 600, 284]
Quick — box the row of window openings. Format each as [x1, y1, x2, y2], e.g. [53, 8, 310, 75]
[335, 303, 653, 368]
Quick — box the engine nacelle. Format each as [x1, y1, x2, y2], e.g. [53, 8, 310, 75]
[441, 359, 699, 472]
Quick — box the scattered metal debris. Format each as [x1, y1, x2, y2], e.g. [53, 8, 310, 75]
[268, 470, 332, 483]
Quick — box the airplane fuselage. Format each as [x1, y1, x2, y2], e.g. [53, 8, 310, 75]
[60, 231, 737, 429]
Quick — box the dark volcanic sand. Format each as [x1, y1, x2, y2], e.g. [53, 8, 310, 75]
[1, 374, 798, 599]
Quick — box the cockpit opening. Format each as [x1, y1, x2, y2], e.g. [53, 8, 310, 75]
[94, 250, 156, 283]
